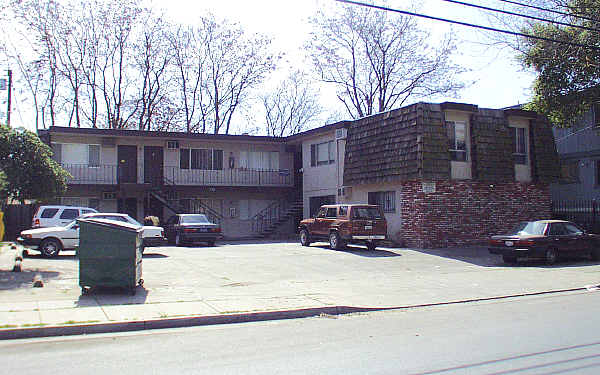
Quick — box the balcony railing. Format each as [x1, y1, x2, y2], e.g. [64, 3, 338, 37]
[62, 164, 118, 185]
[163, 166, 293, 187]
[60, 164, 293, 187]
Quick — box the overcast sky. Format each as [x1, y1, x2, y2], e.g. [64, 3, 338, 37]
[156, 0, 536, 109]
[1, 0, 536, 131]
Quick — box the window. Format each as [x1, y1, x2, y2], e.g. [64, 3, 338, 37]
[368, 191, 396, 213]
[309, 195, 336, 217]
[40, 208, 59, 219]
[597, 160, 600, 186]
[55, 144, 100, 166]
[180, 148, 223, 170]
[326, 207, 337, 218]
[560, 160, 580, 183]
[88, 145, 100, 167]
[513, 127, 528, 165]
[564, 223, 584, 235]
[338, 206, 348, 217]
[59, 209, 79, 220]
[310, 141, 335, 166]
[239, 151, 279, 170]
[447, 121, 467, 161]
[548, 223, 567, 236]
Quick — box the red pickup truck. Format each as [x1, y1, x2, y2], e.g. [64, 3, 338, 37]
[298, 204, 387, 251]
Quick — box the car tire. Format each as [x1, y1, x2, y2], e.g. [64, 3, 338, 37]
[300, 229, 311, 247]
[502, 255, 517, 264]
[591, 248, 600, 261]
[39, 238, 62, 258]
[545, 248, 558, 265]
[367, 242, 377, 251]
[329, 231, 342, 250]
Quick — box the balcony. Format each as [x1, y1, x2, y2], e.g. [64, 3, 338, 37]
[60, 164, 294, 187]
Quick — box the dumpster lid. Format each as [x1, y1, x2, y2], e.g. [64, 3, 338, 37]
[77, 217, 143, 232]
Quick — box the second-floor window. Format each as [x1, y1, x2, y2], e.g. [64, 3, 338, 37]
[180, 148, 223, 170]
[447, 121, 467, 162]
[310, 140, 335, 166]
[513, 127, 528, 165]
[52, 143, 100, 167]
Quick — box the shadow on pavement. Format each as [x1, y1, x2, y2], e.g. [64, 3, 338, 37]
[142, 252, 168, 258]
[0, 269, 60, 290]
[23, 253, 77, 260]
[76, 286, 148, 306]
[314, 244, 401, 258]
[414, 246, 600, 268]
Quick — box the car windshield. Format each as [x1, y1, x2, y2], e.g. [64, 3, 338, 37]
[181, 215, 210, 224]
[508, 221, 547, 236]
[352, 207, 383, 220]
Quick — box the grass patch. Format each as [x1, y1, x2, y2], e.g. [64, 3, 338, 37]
[0, 324, 18, 329]
[158, 312, 169, 318]
[62, 320, 100, 325]
[21, 323, 48, 328]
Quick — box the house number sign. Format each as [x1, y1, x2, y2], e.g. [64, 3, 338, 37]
[422, 182, 436, 193]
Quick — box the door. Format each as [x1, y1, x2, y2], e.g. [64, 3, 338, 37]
[144, 146, 164, 185]
[118, 145, 138, 184]
[547, 222, 572, 255]
[118, 198, 138, 222]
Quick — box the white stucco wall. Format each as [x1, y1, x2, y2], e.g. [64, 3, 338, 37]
[301, 131, 346, 218]
[340, 182, 401, 240]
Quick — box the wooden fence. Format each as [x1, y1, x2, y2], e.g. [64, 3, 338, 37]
[2, 204, 37, 241]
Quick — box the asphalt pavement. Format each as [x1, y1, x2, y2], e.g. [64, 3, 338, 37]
[1, 240, 600, 340]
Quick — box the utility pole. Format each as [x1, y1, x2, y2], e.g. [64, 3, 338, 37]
[7, 69, 11, 127]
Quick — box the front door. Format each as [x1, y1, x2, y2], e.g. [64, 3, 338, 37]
[144, 146, 164, 185]
[117, 145, 138, 184]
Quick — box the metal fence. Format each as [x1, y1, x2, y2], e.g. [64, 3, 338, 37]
[552, 200, 599, 234]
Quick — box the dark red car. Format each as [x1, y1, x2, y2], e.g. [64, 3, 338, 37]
[298, 204, 387, 251]
[489, 220, 600, 265]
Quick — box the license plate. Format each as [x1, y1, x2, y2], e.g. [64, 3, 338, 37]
[505, 241, 514, 247]
[365, 225, 372, 230]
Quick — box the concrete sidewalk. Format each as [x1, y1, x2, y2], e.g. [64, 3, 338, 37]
[1, 241, 599, 340]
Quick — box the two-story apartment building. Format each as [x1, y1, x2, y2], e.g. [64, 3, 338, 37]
[38, 127, 300, 238]
[39, 101, 560, 246]
[289, 102, 560, 248]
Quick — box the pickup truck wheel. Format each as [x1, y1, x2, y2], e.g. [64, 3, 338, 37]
[329, 231, 342, 250]
[300, 229, 311, 247]
[546, 248, 558, 265]
[39, 238, 62, 258]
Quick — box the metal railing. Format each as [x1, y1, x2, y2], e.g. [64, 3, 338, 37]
[61, 163, 293, 187]
[251, 197, 303, 236]
[552, 200, 599, 234]
[61, 164, 118, 184]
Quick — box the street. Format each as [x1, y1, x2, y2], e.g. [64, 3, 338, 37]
[2, 290, 600, 374]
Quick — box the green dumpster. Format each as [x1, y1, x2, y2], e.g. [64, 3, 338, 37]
[77, 218, 144, 295]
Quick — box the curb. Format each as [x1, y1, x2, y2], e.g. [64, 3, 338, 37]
[0, 287, 588, 341]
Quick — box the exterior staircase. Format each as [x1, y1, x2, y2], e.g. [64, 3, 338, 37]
[251, 198, 304, 239]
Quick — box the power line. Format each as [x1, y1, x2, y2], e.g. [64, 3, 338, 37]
[442, 0, 600, 33]
[334, 0, 600, 51]
[493, 0, 600, 24]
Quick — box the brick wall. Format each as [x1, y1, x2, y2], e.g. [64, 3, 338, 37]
[398, 180, 551, 248]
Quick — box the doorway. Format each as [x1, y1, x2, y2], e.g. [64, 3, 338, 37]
[117, 145, 137, 184]
[144, 146, 164, 185]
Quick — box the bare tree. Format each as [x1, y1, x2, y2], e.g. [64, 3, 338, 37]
[307, 3, 467, 119]
[135, 16, 173, 131]
[200, 15, 278, 134]
[262, 70, 323, 136]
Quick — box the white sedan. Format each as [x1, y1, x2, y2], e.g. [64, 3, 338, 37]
[17, 213, 166, 257]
